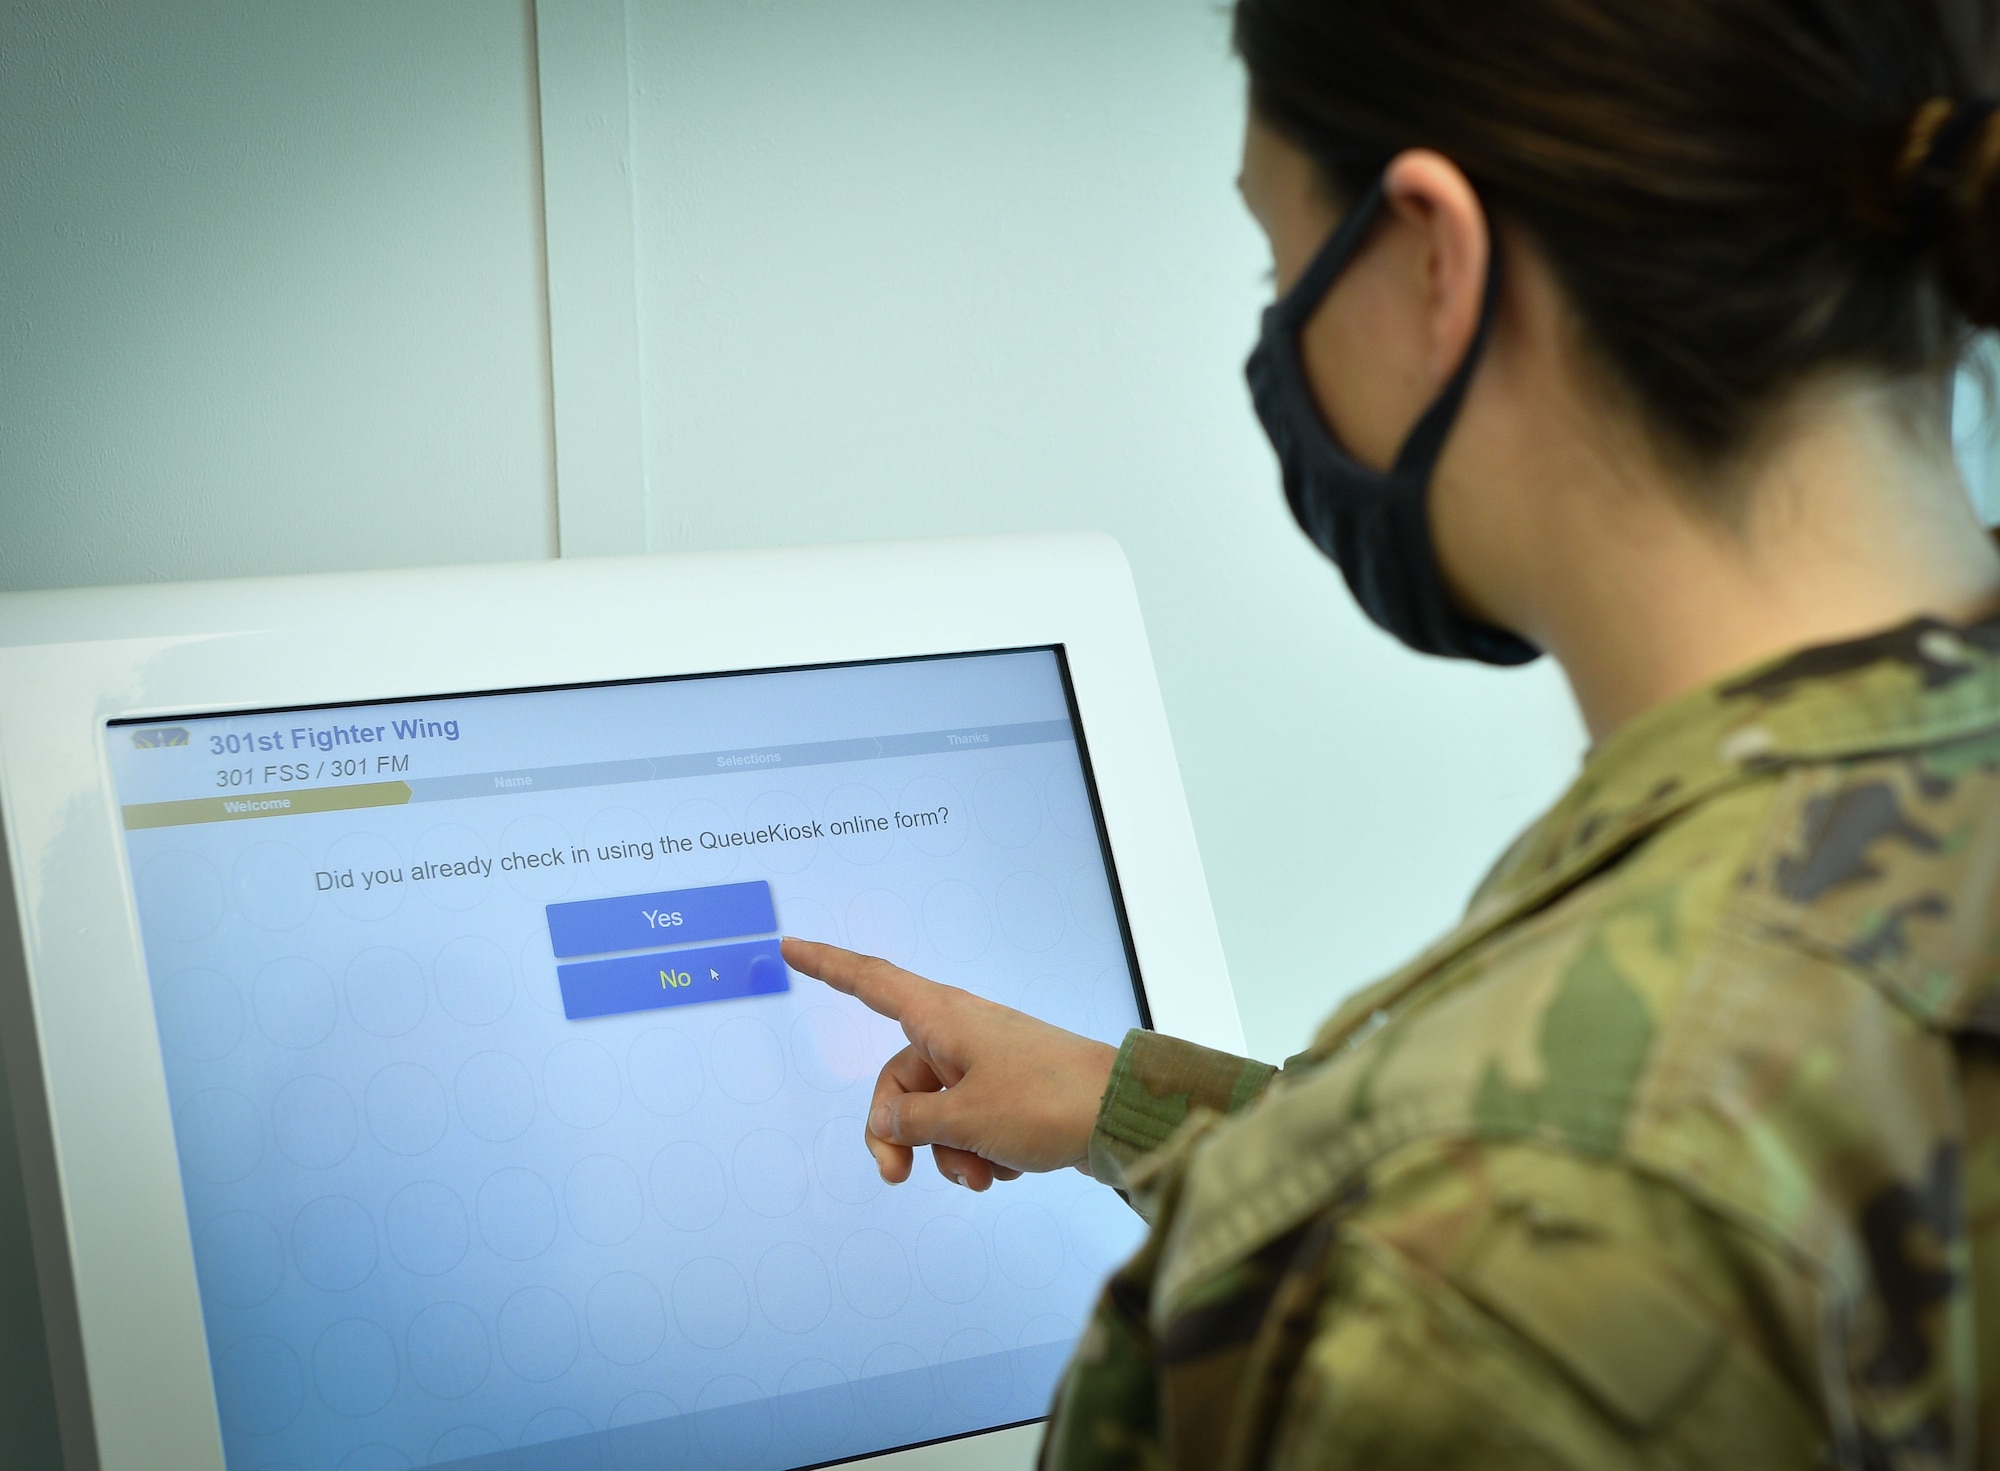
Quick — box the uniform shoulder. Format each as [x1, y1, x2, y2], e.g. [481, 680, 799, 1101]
[1725, 730, 2000, 1033]
[1155, 778, 1785, 1310]
[1326, 774, 1779, 1157]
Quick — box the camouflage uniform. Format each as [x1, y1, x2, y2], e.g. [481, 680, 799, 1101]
[1045, 615, 2000, 1470]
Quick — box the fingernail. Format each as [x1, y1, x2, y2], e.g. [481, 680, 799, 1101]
[871, 1103, 891, 1138]
[952, 1171, 968, 1188]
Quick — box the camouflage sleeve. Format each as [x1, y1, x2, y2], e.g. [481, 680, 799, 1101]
[1087, 1030, 1276, 1199]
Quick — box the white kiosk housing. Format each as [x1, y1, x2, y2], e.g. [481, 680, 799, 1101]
[0, 533, 1240, 1471]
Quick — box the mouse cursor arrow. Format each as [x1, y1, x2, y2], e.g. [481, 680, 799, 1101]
[709, 968, 722, 982]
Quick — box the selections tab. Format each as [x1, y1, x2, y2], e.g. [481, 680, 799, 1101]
[558, 939, 790, 1020]
[545, 880, 776, 959]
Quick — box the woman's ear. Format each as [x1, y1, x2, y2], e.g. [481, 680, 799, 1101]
[1380, 150, 1492, 385]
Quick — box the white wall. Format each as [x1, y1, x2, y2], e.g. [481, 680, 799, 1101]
[0, 0, 557, 590]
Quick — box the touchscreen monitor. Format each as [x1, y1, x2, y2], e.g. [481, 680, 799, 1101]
[103, 647, 1149, 1471]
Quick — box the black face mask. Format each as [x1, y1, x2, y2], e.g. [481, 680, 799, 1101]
[1245, 175, 1539, 666]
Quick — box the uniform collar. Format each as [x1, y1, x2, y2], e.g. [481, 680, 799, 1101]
[1305, 609, 2000, 1060]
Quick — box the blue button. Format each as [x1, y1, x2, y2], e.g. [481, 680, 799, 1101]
[557, 938, 790, 1020]
[545, 880, 776, 959]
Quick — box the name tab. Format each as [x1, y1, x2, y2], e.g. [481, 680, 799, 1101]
[545, 879, 777, 959]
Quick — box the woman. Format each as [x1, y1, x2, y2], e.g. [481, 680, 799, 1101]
[785, 0, 2000, 1463]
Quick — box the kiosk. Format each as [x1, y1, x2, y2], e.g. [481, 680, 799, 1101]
[0, 533, 1241, 1471]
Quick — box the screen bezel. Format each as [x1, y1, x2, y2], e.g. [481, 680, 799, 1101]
[111, 643, 1154, 1469]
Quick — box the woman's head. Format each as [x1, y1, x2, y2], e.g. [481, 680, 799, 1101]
[1233, 0, 2000, 483]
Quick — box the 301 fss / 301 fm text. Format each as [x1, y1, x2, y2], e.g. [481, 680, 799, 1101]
[213, 754, 411, 788]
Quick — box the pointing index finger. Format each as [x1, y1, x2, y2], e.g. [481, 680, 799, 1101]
[781, 937, 931, 1024]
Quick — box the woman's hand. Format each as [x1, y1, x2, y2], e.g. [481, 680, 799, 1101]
[780, 937, 1119, 1192]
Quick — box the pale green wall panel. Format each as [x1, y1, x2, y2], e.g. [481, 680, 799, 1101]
[0, 0, 558, 592]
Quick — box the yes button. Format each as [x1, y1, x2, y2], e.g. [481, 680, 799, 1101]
[545, 880, 777, 958]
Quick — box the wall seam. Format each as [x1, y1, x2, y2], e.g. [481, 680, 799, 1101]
[524, 0, 565, 558]
[533, 0, 651, 558]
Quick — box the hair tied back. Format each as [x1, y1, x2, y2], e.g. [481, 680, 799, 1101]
[1233, 0, 2000, 467]
[1898, 99, 2000, 242]
[1890, 97, 2000, 331]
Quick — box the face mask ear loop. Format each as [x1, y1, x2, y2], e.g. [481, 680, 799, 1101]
[1270, 179, 1390, 339]
[1391, 210, 1504, 476]
[1269, 176, 1499, 478]
[1246, 165, 1542, 667]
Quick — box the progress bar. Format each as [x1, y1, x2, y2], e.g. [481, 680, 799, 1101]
[119, 720, 1071, 830]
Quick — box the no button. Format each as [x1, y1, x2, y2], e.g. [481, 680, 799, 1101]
[557, 938, 790, 1020]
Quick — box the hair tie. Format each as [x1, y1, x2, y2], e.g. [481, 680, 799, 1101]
[1898, 96, 2000, 244]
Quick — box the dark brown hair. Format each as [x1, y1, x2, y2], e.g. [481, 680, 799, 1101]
[1233, 0, 2000, 475]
